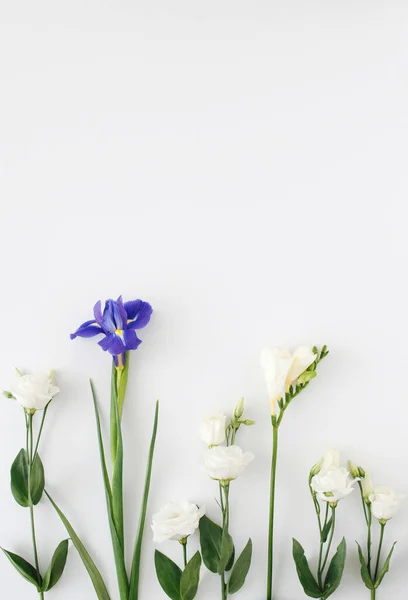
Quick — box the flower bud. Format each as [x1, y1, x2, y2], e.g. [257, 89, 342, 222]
[241, 419, 255, 426]
[309, 457, 324, 479]
[362, 473, 374, 502]
[358, 467, 366, 478]
[348, 460, 360, 479]
[2, 390, 14, 399]
[233, 398, 245, 420]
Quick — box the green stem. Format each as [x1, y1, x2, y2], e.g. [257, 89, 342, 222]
[267, 421, 278, 600]
[320, 506, 336, 574]
[358, 481, 369, 525]
[317, 503, 329, 587]
[220, 484, 230, 600]
[27, 413, 44, 599]
[374, 523, 386, 581]
[371, 590, 376, 600]
[182, 541, 188, 568]
[33, 403, 50, 462]
[367, 506, 372, 577]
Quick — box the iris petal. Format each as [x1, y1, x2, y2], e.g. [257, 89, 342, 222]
[126, 301, 153, 330]
[123, 329, 142, 350]
[70, 320, 103, 339]
[101, 300, 117, 333]
[116, 296, 128, 328]
[93, 301, 103, 325]
[98, 333, 126, 355]
[124, 299, 142, 320]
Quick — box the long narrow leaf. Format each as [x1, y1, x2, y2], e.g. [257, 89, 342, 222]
[129, 400, 160, 600]
[111, 367, 125, 550]
[45, 492, 111, 600]
[90, 380, 129, 600]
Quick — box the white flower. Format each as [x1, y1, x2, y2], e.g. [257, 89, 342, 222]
[260, 346, 317, 414]
[311, 466, 359, 503]
[204, 445, 254, 482]
[200, 414, 226, 447]
[362, 473, 374, 501]
[322, 449, 341, 470]
[8, 371, 59, 411]
[369, 486, 403, 522]
[151, 502, 205, 543]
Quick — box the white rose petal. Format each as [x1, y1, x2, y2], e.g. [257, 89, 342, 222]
[9, 372, 59, 411]
[311, 466, 359, 503]
[369, 486, 404, 522]
[200, 415, 226, 447]
[151, 502, 205, 543]
[204, 445, 254, 482]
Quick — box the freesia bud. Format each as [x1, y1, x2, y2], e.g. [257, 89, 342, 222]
[241, 419, 255, 426]
[233, 398, 245, 420]
[348, 460, 360, 479]
[362, 473, 374, 502]
[358, 467, 366, 478]
[2, 390, 14, 399]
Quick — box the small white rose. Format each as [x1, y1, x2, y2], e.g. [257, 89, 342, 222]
[369, 486, 404, 522]
[8, 371, 59, 411]
[200, 415, 226, 447]
[204, 445, 254, 482]
[151, 502, 205, 543]
[311, 466, 359, 503]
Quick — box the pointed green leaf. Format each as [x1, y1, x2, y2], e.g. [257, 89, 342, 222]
[154, 550, 182, 600]
[356, 543, 374, 590]
[10, 449, 30, 507]
[30, 454, 45, 505]
[322, 538, 346, 599]
[321, 517, 333, 543]
[292, 539, 322, 598]
[1, 548, 42, 590]
[199, 515, 223, 573]
[374, 542, 397, 589]
[217, 531, 234, 575]
[42, 539, 69, 591]
[228, 538, 252, 594]
[45, 492, 111, 600]
[180, 551, 201, 600]
[226, 541, 235, 572]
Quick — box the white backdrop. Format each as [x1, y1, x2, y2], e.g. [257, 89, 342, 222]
[0, 1, 407, 599]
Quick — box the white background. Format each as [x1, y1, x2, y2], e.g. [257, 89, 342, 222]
[0, 1, 407, 599]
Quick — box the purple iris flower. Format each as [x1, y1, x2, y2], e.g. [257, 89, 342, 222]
[71, 296, 153, 365]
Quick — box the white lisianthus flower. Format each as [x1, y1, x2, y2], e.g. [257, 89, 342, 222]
[204, 445, 254, 483]
[151, 502, 205, 543]
[7, 371, 59, 411]
[322, 449, 341, 470]
[200, 414, 226, 447]
[311, 466, 359, 504]
[369, 486, 404, 522]
[362, 473, 375, 502]
[286, 346, 317, 386]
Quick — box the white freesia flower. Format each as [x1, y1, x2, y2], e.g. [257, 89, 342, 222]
[204, 445, 254, 482]
[151, 502, 205, 543]
[311, 466, 359, 503]
[200, 414, 226, 447]
[287, 346, 317, 385]
[260, 346, 317, 414]
[369, 486, 403, 522]
[8, 371, 59, 411]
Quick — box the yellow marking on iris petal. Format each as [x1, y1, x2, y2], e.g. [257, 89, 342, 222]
[115, 329, 124, 338]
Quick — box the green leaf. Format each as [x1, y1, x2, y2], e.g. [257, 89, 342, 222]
[30, 454, 45, 505]
[1, 548, 42, 590]
[228, 538, 252, 594]
[356, 543, 374, 590]
[226, 541, 235, 572]
[180, 551, 201, 600]
[45, 491, 111, 600]
[154, 550, 182, 600]
[42, 539, 69, 591]
[292, 539, 322, 598]
[10, 449, 30, 507]
[374, 542, 397, 589]
[321, 517, 333, 543]
[110, 368, 125, 550]
[217, 531, 234, 575]
[129, 400, 160, 600]
[322, 538, 346, 599]
[199, 516, 223, 573]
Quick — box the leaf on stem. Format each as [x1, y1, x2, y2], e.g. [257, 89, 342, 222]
[180, 551, 201, 600]
[321, 517, 333, 543]
[228, 538, 252, 594]
[374, 542, 397, 589]
[10, 449, 30, 507]
[356, 543, 374, 590]
[199, 516, 223, 573]
[154, 550, 182, 600]
[42, 539, 69, 591]
[322, 538, 346, 599]
[292, 539, 322, 598]
[1, 548, 42, 590]
[30, 454, 45, 505]
[217, 531, 234, 575]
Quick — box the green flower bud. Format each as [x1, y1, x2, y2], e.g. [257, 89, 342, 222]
[2, 390, 14, 399]
[233, 398, 245, 420]
[362, 473, 374, 502]
[348, 460, 360, 479]
[241, 419, 255, 426]
[309, 456, 324, 479]
[358, 467, 366, 478]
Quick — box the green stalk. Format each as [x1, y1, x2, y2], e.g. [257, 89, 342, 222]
[367, 506, 372, 577]
[32, 403, 50, 462]
[317, 503, 329, 587]
[220, 485, 230, 600]
[320, 506, 336, 574]
[182, 540, 188, 568]
[27, 413, 44, 599]
[358, 481, 369, 525]
[371, 590, 376, 600]
[267, 419, 278, 600]
[374, 523, 386, 581]
[129, 401, 160, 600]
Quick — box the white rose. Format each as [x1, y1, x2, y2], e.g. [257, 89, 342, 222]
[369, 486, 403, 522]
[151, 502, 205, 543]
[200, 414, 226, 447]
[287, 346, 317, 385]
[8, 372, 59, 411]
[204, 445, 254, 482]
[311, 466, 359, 503]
